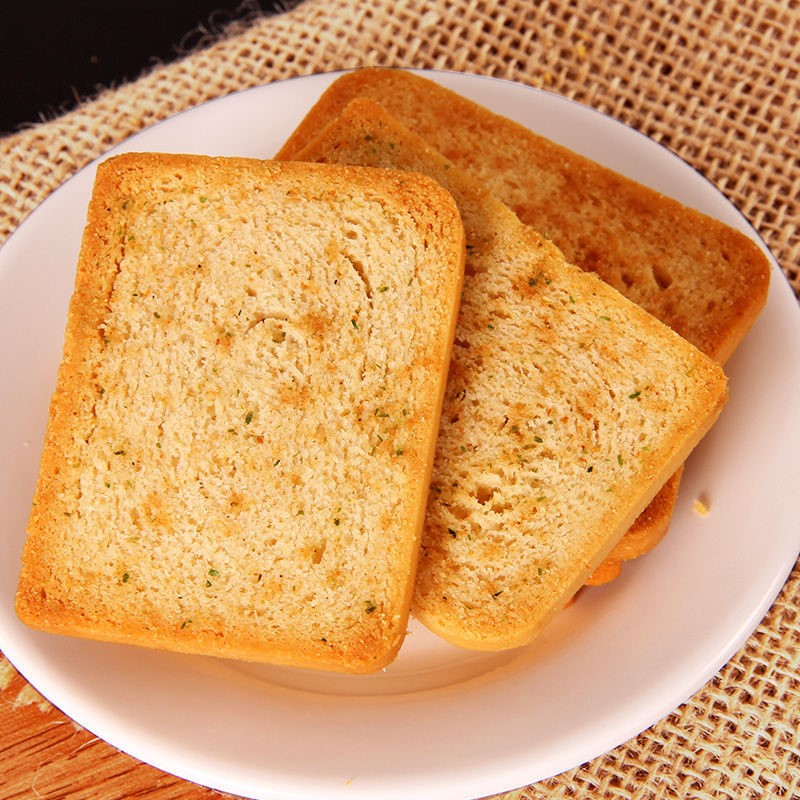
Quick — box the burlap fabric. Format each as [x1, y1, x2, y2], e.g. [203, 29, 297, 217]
[1, 1, 797, 798]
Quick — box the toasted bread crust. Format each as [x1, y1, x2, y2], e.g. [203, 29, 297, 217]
[585, 466, 684, 586]
[15, 153, 465, 672]
[288, 99, 728, 650]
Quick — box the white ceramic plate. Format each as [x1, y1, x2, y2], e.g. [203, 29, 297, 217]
[1, 70, 799, 800]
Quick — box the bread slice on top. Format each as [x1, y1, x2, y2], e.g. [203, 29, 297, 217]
[285, 99, 728, 651]
[15, 152, 465, 673]
[277, 67, 768, 584]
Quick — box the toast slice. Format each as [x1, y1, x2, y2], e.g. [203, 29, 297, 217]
[15, 152, 465, 673]
[277, 68, 770, 364]
[285, 99, 728, 650]
[277, 67, 769, 583]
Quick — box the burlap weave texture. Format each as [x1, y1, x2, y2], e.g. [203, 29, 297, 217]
[1, 1, 798, 799]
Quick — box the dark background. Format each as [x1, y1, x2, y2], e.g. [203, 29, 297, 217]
[1, 1, 286, 135]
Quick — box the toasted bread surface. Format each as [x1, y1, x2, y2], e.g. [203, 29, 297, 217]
[287, 99, 728, 650]
[277, 67, 769, 583]
[15, 152, 465, 672]
[277, 68, 769, 363]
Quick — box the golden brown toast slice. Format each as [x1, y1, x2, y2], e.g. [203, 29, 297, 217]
[277, 68, 769, 583]
[16, 152, 465, 673]
[278, 68, 769, 364]
[286, 99, 728, 650]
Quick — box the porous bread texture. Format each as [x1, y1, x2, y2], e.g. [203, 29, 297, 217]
[277, 68, 770, 364]
[288, 99, 728, 651]
[15, 152, 465, 673]
[277, 67, 768, 585]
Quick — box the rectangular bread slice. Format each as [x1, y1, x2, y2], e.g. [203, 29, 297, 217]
[276, 67, 769, 584]
[15, 152, 465, 673]
[277, 68, 770, 364]
[285, 99, 728, 650]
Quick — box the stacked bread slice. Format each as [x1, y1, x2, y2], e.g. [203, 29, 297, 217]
[282, 97, 728, 650]
[277, 68, 770, 585]
[17, 69, 763, 670]
[15, 153, 465, 672]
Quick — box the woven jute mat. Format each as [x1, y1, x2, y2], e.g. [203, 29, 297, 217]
[1, 1, 798, 798]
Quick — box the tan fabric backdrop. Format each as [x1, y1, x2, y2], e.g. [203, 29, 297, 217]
[1, 1, 798, 799]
